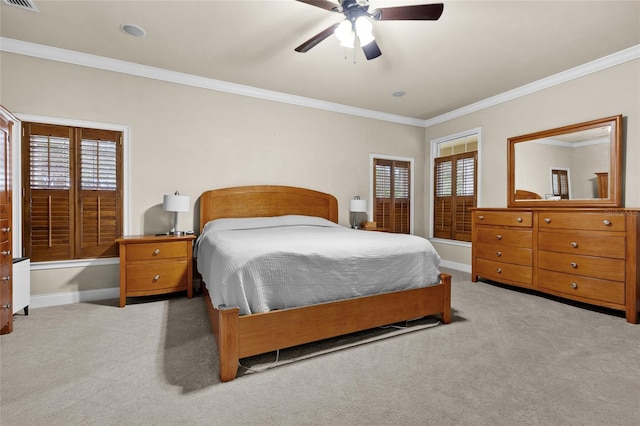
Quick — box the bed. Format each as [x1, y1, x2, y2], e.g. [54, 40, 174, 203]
[196, 185, 451, 382]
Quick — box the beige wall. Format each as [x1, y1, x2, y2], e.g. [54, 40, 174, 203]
[0, 52, 426, 296]
[425, 59, 640, 267]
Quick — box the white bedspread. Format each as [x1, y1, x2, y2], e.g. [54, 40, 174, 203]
[195, 215, 441, 315]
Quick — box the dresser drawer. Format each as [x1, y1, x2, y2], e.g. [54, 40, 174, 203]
[538, 251, 624, 282]
[126, 241, 188, 261]
[476, 258, 532, 286]
[538, 232, 625, 258]
[474, 211, 532, 227]
[537, 269, 624, 305]
[475, 227, 533, 248]
[538, 212, 625, 231]
[475, 242, 532, 266]
[126, 261, 188, 293]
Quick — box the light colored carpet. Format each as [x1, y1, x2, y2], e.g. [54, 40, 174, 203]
[1, 268, 639, 425]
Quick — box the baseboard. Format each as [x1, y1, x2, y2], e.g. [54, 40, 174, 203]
[439, 259, 471, 274]
[30, 287, 119, 309]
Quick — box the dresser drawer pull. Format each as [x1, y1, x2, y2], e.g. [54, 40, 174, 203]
[1, 250, 10, 256]
[544, 218, 551, 224]
[1, 303, 11, 310]
[496, 234, 502, 240]
[478, 215, 484, 220]
[153, 274, 160, 281]
[570, 241, 578, 248]
[570, 282, 578, 290]
[496, 251, 502, 257]
[1, 276, 10, 281]
[570, 262, 578, 268]
[153, 249, 160, 255]
[496, 268, 502, 273]
[1, 227, 10, 233]
[516, 217, 522, 223]
[602, 219, 612, 226]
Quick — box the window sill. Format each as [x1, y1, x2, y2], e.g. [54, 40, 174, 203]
[30, 257, 119, 271]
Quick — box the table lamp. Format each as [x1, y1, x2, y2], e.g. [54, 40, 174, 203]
[349, 195, 367, 229]
[163, 191, 190, 235]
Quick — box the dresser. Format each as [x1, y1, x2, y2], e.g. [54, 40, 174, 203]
[116, 234, 195, 307]
[471, 208, 639, 323]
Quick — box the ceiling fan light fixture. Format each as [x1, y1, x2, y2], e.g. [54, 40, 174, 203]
[355, 16, 375, 46]
[335, 19, 355, 48]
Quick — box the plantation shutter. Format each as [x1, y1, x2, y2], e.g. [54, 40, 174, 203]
[24, 123, 75, 261]
[23, 123, 122, 262]
[552, 169, 569, 199]
[434, 152, 476, 241]
[374, 158, 410, 233]
[77, 128, 121, 258]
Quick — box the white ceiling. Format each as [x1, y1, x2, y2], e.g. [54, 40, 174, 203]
[1, 0, 639, 121]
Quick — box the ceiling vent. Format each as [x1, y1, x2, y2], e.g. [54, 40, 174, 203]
[2, 0, 39, 12]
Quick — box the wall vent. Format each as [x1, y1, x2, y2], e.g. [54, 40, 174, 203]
[2, 0, 39, 12]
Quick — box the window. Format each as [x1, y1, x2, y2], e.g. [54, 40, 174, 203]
[551, 169, 570, 199]
[373, 158, 411, 233]
[432, 131, 479, 242]
[22, 123, 123, 262]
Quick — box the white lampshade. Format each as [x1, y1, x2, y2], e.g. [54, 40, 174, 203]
[163, 194, 190, 212]
[335, 19, 355, 48]
[349, 198, 367, 213]
[355, 16, 375, 47]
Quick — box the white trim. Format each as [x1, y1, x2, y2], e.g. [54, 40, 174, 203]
[424, 44, 640, 127]
[439, 259, 471, 274]
[428, 128, 482, 239]
[30, 287, 119, 309]
[369, 153, 415, 234]
[2, 37, 636, 129]
[30, 257, 118, 271]
[12, 113, 131, 258]
[0, 37, 424, 128]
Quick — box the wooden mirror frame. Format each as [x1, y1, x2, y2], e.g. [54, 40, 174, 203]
[507, 115, 622, 208]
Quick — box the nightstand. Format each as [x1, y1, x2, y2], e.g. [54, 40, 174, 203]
[360, 227, 390, 232]
[116, 234, 196, 307]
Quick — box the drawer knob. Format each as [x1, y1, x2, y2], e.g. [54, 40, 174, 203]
[1, 250, 10, 256]
[153, 249, 160, 255]
[496, 234, 502, 240]
[478, 215, 484, 220]
[544, 218, 551, 224]
[153, 274, 160, 281]
[570, 241, 578, 248]
[1, 276, 10, 281]
[516, 217, 522, 223]
[570, 262, 578, 268]
[1, 227, 10, 233]
[1, 303, 11, 310]
[496, 268, 502, 273]
[602, 219, 612, 226]
[571, 282, 578, 290]
[496, 251, 502, 257]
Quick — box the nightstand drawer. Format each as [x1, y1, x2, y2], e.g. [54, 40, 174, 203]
[126, 261, 188, 293]
[126, 241, 188, 261]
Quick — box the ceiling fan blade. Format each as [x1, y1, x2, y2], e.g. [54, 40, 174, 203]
[362, 40, 382, 60]
[373, 3, 444, 21]
[295, 23, 340, 53]
[296, 0, 341, 13]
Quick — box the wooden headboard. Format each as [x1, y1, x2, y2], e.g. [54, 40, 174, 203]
[199, 185, 339, 232]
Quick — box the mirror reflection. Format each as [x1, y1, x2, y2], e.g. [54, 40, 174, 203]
[507, 115, 622, 208]
[514, 125, 611, 200]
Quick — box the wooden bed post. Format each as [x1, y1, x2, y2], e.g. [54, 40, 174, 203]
[204, 286, 240, 382]
[440, 273, 452, 324]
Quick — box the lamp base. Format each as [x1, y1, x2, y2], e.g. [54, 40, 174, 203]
[168, 231, 186, 236]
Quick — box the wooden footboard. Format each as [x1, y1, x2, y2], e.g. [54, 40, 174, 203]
[204, 273, 452, 382]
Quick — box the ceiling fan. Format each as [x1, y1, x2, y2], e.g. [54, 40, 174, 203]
[294, 0, 444, 60]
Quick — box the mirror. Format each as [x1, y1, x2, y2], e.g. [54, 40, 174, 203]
[507, 115, 622, 208]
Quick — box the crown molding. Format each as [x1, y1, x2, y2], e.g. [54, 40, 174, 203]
[1, 37, 638, 129]
[424, 44, 640, 128]
[0, 37, 424, 127]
